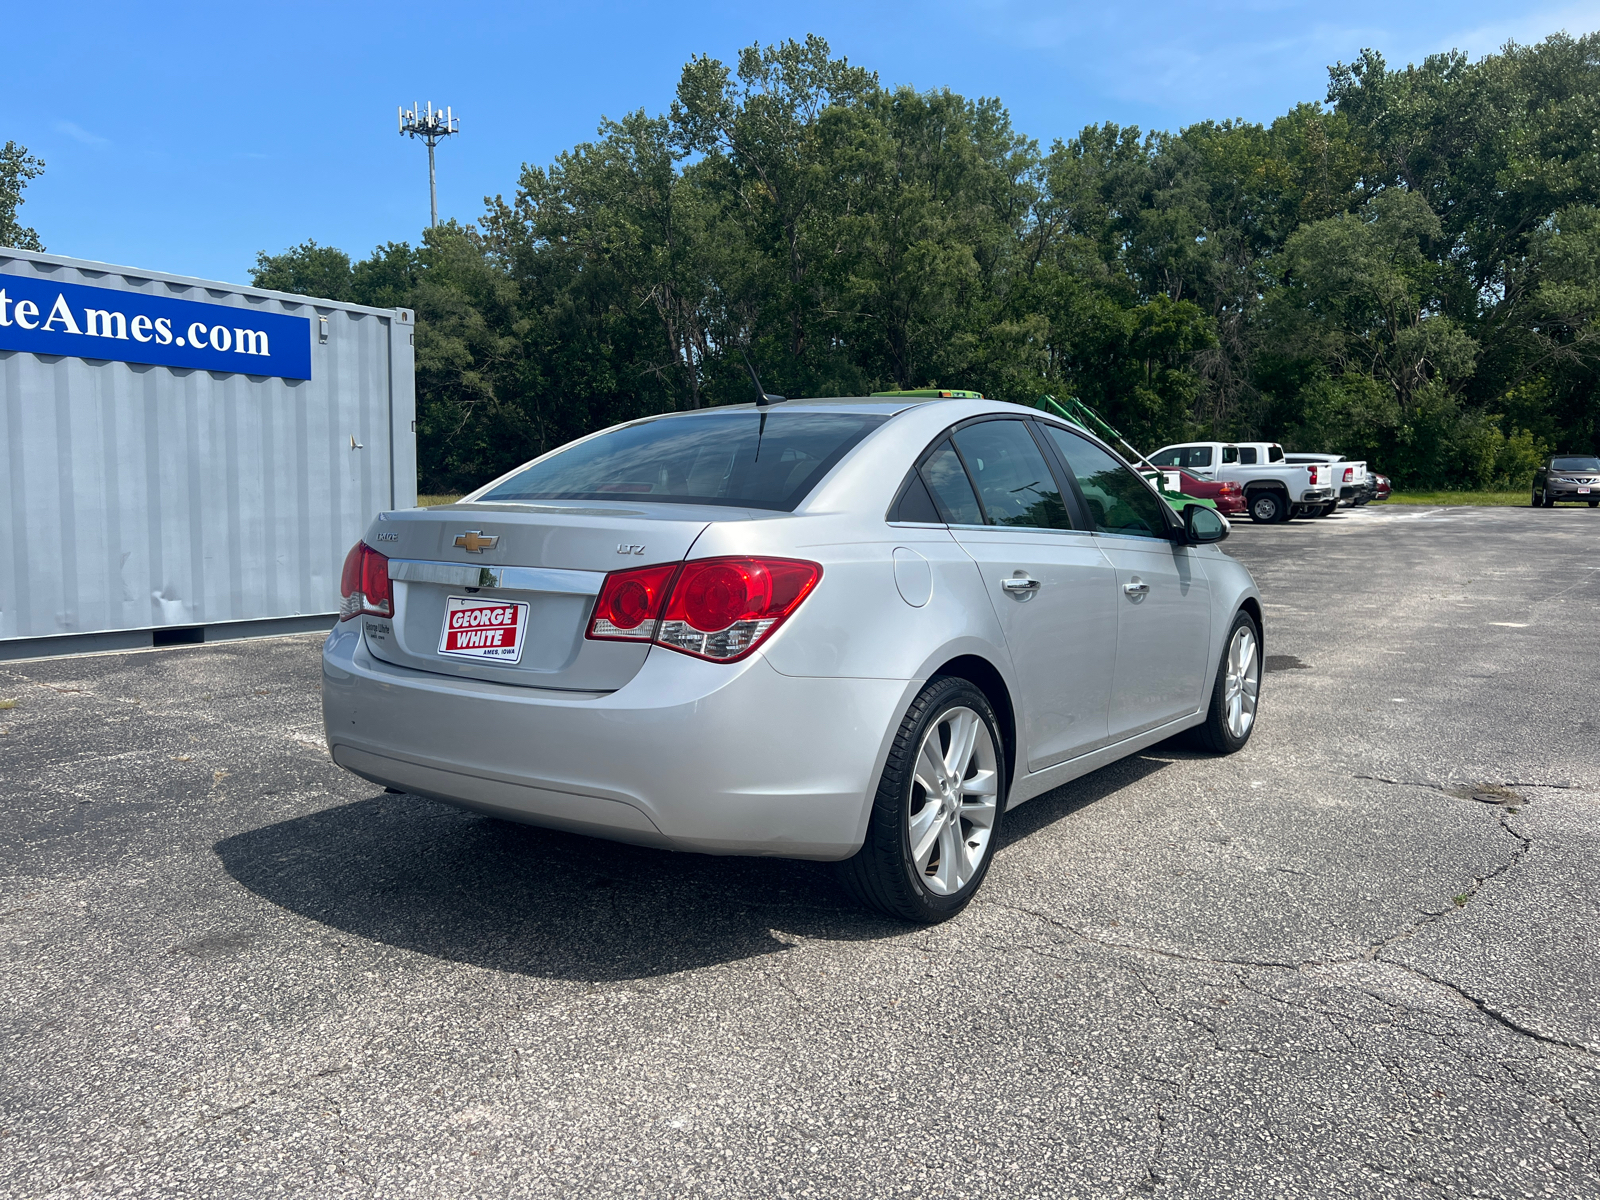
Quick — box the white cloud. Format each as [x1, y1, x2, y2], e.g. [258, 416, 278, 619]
[1432, 0, 1600, 57]
[54, 120, 109, 146]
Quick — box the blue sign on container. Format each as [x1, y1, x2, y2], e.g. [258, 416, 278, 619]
[0, 274, 312, 380]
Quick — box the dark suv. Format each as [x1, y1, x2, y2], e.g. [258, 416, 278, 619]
[1532, 455, 1600, 507]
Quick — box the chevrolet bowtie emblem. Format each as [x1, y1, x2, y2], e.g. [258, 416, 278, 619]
[454, 531, 498, 554]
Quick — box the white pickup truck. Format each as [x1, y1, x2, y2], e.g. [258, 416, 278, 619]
[1284, 453, 1371, 512]
[1147, 441, 1336, 523]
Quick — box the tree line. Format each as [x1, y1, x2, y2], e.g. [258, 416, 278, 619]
[240, 32, 1596, 491]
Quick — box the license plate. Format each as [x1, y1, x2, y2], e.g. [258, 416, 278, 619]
[438, 596, 529, 664]
[1579, 487, 1592, 494]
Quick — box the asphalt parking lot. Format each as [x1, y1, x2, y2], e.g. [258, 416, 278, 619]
[2, 504, 1597, 1199]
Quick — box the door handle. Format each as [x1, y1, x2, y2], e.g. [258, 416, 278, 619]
[1001, 575, 1041, 593]
[1123, 579, 1150, 596]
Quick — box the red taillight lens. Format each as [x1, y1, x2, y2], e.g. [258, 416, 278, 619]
[1306, 466, 1319, 483]
[1343, 467, 1354, 482]
[1219, 481, 1242, 495]
[338, 542, 392, 621]
[588, 563, 678, 640]
[586, 556, 822, 662]
[657, 557, 821, 661]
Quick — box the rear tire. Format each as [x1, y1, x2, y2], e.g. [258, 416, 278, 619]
[1248, 491, 1287, 524]
[837, 677, 1006, 924]
[1590, 500, 1598, 508]
[1187, 610, 1262, 755]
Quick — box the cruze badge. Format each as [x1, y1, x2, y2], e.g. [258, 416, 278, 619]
[454, 531, 498, 553]
[617, 543, 645, 555]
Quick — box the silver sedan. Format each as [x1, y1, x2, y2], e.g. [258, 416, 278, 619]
[323, 396, 1262, 922]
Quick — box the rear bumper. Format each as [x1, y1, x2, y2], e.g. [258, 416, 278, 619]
[1294, 487, 1334, 504]
[321, 624, 910, 860]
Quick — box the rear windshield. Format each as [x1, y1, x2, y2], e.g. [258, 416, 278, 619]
[1552, 457, 1600, 471]
[476, 410, 889, 511]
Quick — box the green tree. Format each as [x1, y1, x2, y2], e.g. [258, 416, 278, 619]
[1, 141, 45, 251]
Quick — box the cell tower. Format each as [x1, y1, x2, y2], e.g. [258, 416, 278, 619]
[398, 101, 460, 228]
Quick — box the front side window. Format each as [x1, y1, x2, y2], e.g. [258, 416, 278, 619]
[1042, 428, 1171, 540]
[949, 421, 1072, 529]
[1148, 448, 1182, 468]
[477, 410, 888, 511]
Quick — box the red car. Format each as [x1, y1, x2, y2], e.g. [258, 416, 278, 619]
[1167, 469, 1246, 517]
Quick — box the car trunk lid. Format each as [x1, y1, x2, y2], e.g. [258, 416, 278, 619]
[357, 502, 718, 691]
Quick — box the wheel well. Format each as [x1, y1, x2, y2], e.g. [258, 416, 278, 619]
[1243, 482, 1288, 496]
[1238, 596, 1263, 648]
[930, 655, 1017, 789]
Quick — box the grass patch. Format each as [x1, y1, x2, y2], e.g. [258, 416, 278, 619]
[0, 698, 17, 710]
[1386, 491, 1529, 507]
[417, 494, 464, 507]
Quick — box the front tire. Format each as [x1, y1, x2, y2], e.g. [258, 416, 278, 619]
[838, 677, 1005, 924]
[1544, 492, 1556, 507]
[1531, 489, 1542, 507]
[1248, 491, 1287, 524]
[1188, 610, 1262, 755]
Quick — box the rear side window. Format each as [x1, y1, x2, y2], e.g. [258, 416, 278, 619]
[1042, 428, 1170, 540]
[950, 421, 1072, 529]
[477, 411, 888, 511]
[1153, 446, 1211, 469]
[920, 442, 984, 525]
[1237, 446, 1258, 465]
[1268, 444, 1285, 462]
[1222, 445, 1239, 464]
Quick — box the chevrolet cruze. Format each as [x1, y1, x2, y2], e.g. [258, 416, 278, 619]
[323, 396, 1263, 922]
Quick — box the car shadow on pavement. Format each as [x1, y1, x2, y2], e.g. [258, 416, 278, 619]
[215, 750, 1181, 983]
[215, 792, 890, 982]
[995, 750, 1175, 850]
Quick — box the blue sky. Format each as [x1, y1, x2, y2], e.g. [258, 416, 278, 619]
[9, 0, 1598, 284]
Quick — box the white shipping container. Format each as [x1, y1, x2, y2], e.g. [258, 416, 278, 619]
[0, 249, 416, 658]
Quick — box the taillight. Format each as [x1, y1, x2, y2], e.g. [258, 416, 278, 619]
[1307, 466, 1319, 483]
[1343, 467, 1354, 483]
[1219, 481, 1242, 495]
[338, 542, 392, 621]
[586, 556, 822, 662]
[588, 562, 678, 640]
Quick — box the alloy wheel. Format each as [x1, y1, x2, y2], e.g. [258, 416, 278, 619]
[907, 706, 999, 896]
[1223, 625, 1260, 740]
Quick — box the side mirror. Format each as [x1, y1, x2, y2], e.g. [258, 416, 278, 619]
[1183, 503, 1229, 544]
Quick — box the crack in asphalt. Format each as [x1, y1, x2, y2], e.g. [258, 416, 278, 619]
[984, 783, 1600, 1074]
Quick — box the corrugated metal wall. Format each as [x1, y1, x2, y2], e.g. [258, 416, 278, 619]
[0, 251, 415, 645]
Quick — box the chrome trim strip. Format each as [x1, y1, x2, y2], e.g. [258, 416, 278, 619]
[387, 559, 604, 595]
